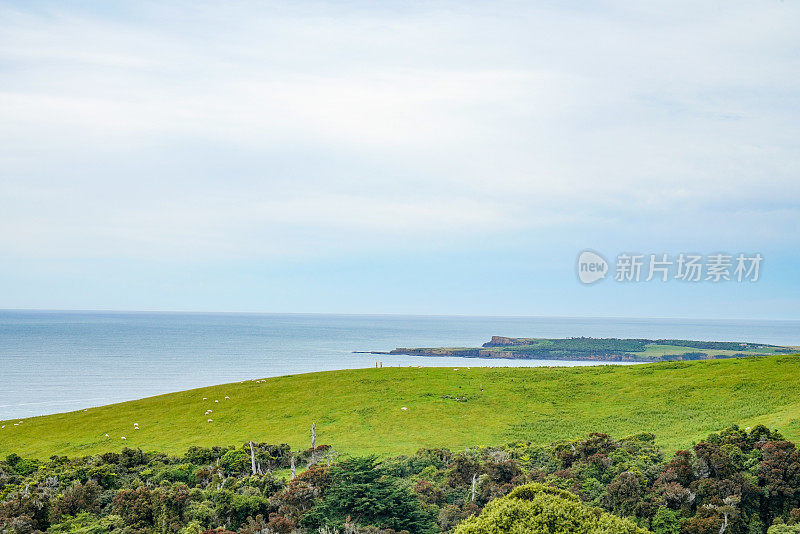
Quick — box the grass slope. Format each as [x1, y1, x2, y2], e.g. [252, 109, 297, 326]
[2, 355, 800, 459]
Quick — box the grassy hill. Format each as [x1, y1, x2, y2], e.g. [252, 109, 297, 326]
[2, 354, 800, 459]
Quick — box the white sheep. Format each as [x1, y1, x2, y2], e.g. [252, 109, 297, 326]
[207, 419, 213, 423]
[121, 436, 127, 440]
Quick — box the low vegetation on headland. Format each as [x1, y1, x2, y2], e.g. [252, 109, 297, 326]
[3, 426, 800, 533]
[366, 336, 798, 362]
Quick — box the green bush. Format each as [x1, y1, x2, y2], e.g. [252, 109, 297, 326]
[768, 520, 800, 533]
[47, 511, 124, 533]
[453, 483, 650, 534]
[651, 507, 680, 534]
[219, 448, 250, 475]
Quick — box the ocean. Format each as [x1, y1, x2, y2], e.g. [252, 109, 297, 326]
[1, 310, 798, 419]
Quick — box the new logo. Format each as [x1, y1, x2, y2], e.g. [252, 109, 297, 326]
[577, 250, 608, 284]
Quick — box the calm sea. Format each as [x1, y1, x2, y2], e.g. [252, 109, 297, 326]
[1, 311, 798, 419]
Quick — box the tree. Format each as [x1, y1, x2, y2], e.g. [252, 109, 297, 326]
[759, 441, 800, 520]
[302, 456, 436, 534]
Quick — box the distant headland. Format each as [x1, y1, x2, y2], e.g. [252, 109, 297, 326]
[357, 336, 799, 362]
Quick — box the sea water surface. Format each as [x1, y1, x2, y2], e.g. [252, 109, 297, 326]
[1, 311, 799, 419]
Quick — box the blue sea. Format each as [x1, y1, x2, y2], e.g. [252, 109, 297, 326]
[1, 311, 798, 420]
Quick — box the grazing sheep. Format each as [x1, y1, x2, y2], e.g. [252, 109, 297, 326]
[401, 406, 408, 410]
[224, 396, 230, 399]
[105, 433, 109, 437]
[207, 419, 213, 423]
[203, 397, 207, 400]
[214, 399, 219, 403]
[121, 436, 127, 440]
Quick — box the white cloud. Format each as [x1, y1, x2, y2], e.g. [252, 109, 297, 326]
[1, 0, 798, 260]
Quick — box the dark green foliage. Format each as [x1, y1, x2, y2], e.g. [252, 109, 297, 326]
[50, 479, 102, 521]
[3, 426, 800, 533]
[5, 453, 38, 476]
[303, 456, 437, 534]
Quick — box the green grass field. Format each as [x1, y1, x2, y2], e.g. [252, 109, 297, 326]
[2, 355, 800, 459]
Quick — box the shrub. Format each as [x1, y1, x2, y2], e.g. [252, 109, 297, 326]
[650, 507, 680, 534]
[453, 483, 650, 534]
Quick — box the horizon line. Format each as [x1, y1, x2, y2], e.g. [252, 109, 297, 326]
[1, 308, 798, 323]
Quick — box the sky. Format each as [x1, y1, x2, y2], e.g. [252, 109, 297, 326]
[0, 0, 798, 319]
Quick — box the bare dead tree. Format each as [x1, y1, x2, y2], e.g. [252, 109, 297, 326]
[291, 455, 296, 480]
[216, 466, 226, 490]
[470, 474, 477, 501]
[311, 421, 317, 449]
[719, 496, 738, 534]
[249, 441, 257, 475]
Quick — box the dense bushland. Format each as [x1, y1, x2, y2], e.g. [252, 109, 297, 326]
[2, 425, 800, 533]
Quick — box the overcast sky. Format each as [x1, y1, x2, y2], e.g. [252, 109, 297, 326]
[1, 0, 798, 318]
